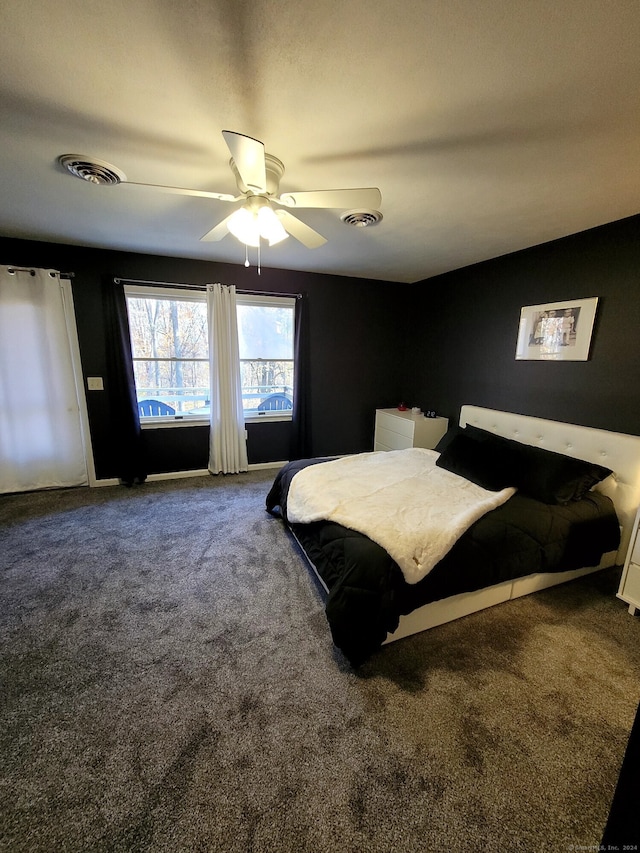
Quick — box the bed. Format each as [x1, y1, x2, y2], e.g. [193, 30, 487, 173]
[266, 406, 640, 665]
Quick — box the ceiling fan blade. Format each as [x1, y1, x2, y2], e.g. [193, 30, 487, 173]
[277, 187, 382, 209]
[275, 210, 327, 248]
[200, 213, 236, 242]
[123, 180, 237, 202]
[222, 130, 267, 193]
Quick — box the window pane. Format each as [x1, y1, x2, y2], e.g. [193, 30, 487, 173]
[237, 305, 293, 360]
[237, 302, 295, 415]
[126, 297, 208, 359]
[240, 360, 294, 413]
[131, 360, 210, 415]
[126, 294, 210, 417]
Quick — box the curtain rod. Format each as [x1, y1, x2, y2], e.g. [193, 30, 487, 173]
[6, 266, 75, 279]
[114, 276, 301, 299]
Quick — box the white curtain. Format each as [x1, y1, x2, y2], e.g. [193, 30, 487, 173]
[206, 283, 248, 474]
[0, 266, 88, 493]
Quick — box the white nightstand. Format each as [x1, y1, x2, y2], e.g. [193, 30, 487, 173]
[618, 505, 640, 616]
[374, 408, 448, 452]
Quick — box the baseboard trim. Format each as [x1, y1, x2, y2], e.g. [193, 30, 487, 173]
[92, 460, 286, 487]
[146, 469, 210, 482]
[247, 460, 288, 471]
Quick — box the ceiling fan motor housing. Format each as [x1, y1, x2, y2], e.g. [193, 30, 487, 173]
[230, 153, 285, 196]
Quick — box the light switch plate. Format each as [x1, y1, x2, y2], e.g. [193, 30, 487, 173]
[87, 377, 104, 391]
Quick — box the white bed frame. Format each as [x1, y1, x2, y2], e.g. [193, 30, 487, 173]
[382, 406, 640, 644]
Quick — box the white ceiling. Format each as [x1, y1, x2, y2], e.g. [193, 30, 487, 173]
[1, 0, 639, 283]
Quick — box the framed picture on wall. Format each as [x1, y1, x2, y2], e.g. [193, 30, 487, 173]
[515, 297, 599, 361]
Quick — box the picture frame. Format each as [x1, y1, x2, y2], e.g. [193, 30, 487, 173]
[515, 297, 599, 361]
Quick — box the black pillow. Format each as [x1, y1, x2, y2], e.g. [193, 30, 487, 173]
[507, 441, 611, 504]
[455, 425, 612, 504]
[436, 432, 515, 491]
[433, 425, 466, 455]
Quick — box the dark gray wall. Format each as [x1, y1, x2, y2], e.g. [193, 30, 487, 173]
[3, 212, 639, 481]
[402, 214, 640, 436]
[0, 237, 408, 478]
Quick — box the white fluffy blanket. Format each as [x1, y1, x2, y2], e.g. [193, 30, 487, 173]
[287, 448, 516, 585]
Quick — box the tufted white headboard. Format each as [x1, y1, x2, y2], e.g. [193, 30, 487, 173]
[459, 406, 640, 563]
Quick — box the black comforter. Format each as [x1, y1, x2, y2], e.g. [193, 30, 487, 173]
[266, 457, 620, 666]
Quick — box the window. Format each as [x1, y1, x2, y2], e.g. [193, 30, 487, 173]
[237, 294, 295, 418]
[124, 285, 295, 424]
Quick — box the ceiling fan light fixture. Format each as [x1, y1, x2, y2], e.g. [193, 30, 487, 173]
[227, 206, 260, 247]
[227, 202, 289, 248]
[257, 205, 288, 246]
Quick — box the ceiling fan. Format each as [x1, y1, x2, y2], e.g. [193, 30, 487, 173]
[59, 131, 382, 254]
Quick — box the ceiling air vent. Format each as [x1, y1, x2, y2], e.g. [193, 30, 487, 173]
[340, 209, 383, 228]
[58, 154, 127, 185]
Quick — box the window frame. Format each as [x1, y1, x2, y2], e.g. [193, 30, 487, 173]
[123, 284, 296, 428]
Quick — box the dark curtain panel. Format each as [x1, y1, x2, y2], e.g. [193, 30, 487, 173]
[289, 295, 312, 460]
[102, 277, 147, 484]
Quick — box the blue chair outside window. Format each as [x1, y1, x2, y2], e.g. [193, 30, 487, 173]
[138, 399, 176, 417]
[257, 393, 293, 411]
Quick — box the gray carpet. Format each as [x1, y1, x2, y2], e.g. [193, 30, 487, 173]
[1, 472, 639, 853]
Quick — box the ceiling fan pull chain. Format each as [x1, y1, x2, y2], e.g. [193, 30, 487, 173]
[257, 240, 261, 276]
[244, 243, 249, 268]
